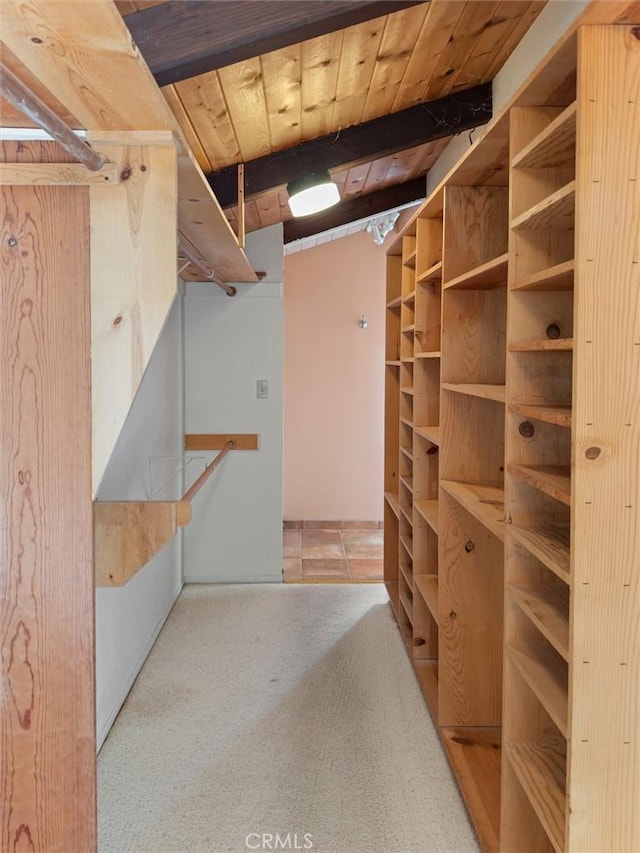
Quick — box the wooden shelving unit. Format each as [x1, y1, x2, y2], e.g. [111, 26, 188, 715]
[383, 24, 640, 853]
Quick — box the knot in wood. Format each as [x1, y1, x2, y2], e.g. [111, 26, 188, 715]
[585, 446, 601, 460]
[464, 540, 475, 553]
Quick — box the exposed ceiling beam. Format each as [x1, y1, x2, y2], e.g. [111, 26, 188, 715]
[210, 84, 491, 208]
[125, 0, 425, 87]
[283, 178, 426, 243]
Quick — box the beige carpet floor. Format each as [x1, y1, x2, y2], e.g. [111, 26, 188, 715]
[98, 584, 480, 853]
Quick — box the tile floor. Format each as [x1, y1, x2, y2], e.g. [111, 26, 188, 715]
[283, 525, 384, 583]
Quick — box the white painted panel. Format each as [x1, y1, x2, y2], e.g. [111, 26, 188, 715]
[183, 225, 284, 583]
[95, 296, 184, 749]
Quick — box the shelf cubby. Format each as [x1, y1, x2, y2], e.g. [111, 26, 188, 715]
[441, 480, 506, 542]
[443, 252, 509, 291]
[511, 259, 574, 292]
[441, 287, 506, 386]
[415, 574, 439, 623]
[442, 185, 509, 285]
[509, 464, 571, 507]
[415, 499, 439, 534]
[508, 523, 570, 585]
[512, 101, 576, 170]
[506, 641, 568, 738]
[414, 424, 440, 445]
[512, 182, 575, 232]
[442, 383, 506, 404]
[508, 583, 569, 662]
[508, 403, 571, 429]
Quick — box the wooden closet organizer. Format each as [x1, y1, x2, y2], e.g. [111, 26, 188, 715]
[383, 25, 639, 853]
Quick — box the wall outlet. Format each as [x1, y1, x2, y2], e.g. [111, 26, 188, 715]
[256, 379, 269, 399]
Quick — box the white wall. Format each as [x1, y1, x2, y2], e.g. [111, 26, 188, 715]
[95, 295, 184, 749]
[183, 224, 284, 583]
[427, 1, 588, 195]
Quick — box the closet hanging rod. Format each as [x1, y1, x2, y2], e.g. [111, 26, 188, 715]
[0, 63, 107, 171]
[182, 440, 236, 503]
[177, 234, 238, 297]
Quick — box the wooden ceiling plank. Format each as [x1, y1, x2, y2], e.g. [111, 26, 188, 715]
[171, 72, 241, 170]
[331, 17, 385, 132]
[427, 1, 502, 99]
[361, 4, 430, 123]
[342, 160, 373, 199]
[481, 0, 547, 82]
[261, 44, 303, 153]
[452, 1, 546, 92]
[300, 29, 344, 141]
[283, 176, 426, 242]
[361, 152, 398, 194]
[218, 57, 272, 162]
[392, 0, 467, 112]
[124, 0, 425, 87]
[162, 83, 213, 172]
[208, 83, 491, 207]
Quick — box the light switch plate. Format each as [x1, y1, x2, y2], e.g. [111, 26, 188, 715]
[256, 379, 268, 399]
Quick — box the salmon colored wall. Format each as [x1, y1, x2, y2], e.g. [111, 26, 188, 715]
[284, 229, 387, 521]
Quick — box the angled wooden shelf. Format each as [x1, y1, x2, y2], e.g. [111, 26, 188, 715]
[509, 464, 571, 506]
[441, 480, 506, 542]
[505, 742, 566, 853]
[443, 252, 509, 291]
[442, 383, 506, 404]
[414, 350, 441, 359]
[512, 181, 575, 231]
[403, 248, 417, 268]
[509, 523, 571, 584]
[441, 727, 502, 853]
[385, 359, 401, 367]
[400, 386, 415, 395]
[416, 260, 443, 284]
[510, 259, 574, 292]
[402, 323, 416, 333]
[400, 416, 414, 428]
[399, 534, 414, 560]
[509, 584, 570, 661]
[403, 290, 416, 305]
[415, 574, 439, 622]
[401, 356, 415, 364]
[400, 445, 414, 461]
[509, 339, 573, 352]
[509, 403, 572, 429]
[507, 645, 568, 737]
[414, 425, 440, 445]
[399, 561, 413, 590]
[386, 295, 403, 308]
[399, 475, 414, 493]
[512, 101, 577, 169]
[384, 491, 400, 518]
[400, 504, 413, 527]
[415, 500, 439, 534]
[400, 590, 414, 625]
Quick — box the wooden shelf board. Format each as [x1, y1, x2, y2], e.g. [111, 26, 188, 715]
[386, 295, 403, 308]
[509, 464, 571, 506]
[509, 403, 572, 428]
[400, 386, 415, 395]
[414, 425, 440, 445]
[400, 445, 414, 461]
[403, 248, 417, 268]
[399, 475, 414, 494]
[399, 589, 414, 625]
[414, 350, 441, 359]
[401, 356, 415, 364]
[511, 260, 574, 292]
[441, 480, 506, 542]
[512, 181, 575, 231]
[399, 534, 414, 560]
[512, 101, 577, 170]
[505, 742, 566, 853]
[440, 727, 502, 853]
[442, 383, 506, 404]
[385, 360, 401, 367]
[384, 491, 400, 518]
[415, 574, 439, 622]
[413, 659, 438, 716]
[399, 561, 413, 590]
[402, 323, 416, 333]
[415, 500, 439, 534]
[399, 417, 414, 428]
[509, 338, 573, 352]
[403, 290, 416, 305]
[509, 584, 570, 661]
[416, 260, 443, 284]
[509, 523, 570, 584]
[400, 504, 413, 527]
[507, 645, 568, 737]
[443, 252, 509, 291]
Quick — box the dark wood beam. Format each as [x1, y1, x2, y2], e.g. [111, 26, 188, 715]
[210, 84, 491, 208]
[283, 178, 426, 243]
[125, 0, 425, 87]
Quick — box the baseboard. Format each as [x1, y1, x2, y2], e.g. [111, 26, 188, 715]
[97, 580, 183, 752]
[183, 574, 283, 584]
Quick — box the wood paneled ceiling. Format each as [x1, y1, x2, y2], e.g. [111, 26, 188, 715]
[118, 0, 546, 239]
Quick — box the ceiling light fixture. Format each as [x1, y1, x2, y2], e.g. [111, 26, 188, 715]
[286, 170, 340, 217]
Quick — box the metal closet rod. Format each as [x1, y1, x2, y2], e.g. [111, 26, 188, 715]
[182, 440, 236, 503]
[0, 63, 107, 171]
[177, 235, 237, 297]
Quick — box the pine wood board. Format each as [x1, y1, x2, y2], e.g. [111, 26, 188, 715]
[510, 259, 574, 291]
[415, 500, 439, 535]
[415, 574, 439, 622]
[441, 480, 506, 542]
[508, 583, 570, 661]
[1, 146, 96, 850]
[512, 101, 577, 168]
[442, 383, 507, 404]
[507, 645, 568, 736]
[508, 522, 570, 584]
[509, 464, 571, 506]
[508, 403, 572, 429]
